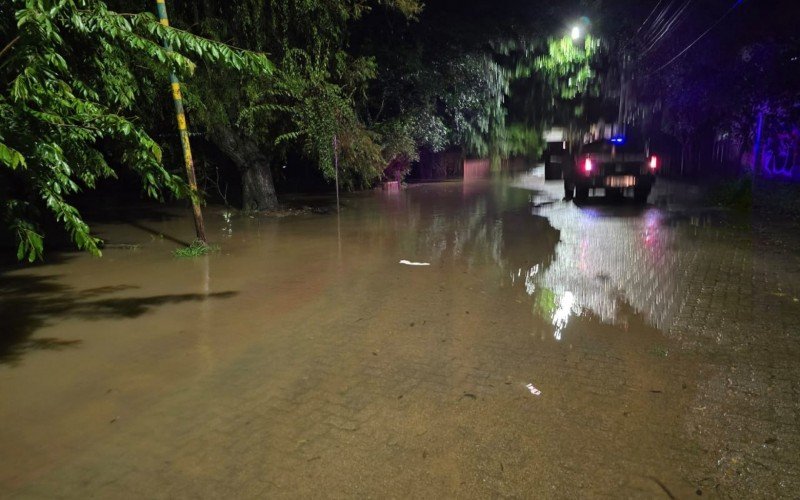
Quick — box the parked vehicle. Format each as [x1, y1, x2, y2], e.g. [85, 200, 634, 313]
[563, 135, 659, 203]
[544, 141, 568, 180]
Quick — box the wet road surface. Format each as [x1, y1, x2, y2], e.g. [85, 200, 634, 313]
[1, 173, 799, 497]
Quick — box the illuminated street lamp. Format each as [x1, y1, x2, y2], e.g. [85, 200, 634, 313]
[571, 25, 581, 40]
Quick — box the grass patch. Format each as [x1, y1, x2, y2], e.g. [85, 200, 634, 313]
[173, 239, 219, 258]
[709, 177, 752, 211]
[649, 345, 669, 358]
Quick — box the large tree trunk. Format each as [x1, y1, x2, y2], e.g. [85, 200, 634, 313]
[241, 163, 277, 211]
[212, 126, 279, 211]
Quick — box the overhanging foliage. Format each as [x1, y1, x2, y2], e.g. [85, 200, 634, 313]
[0, 0, 272, 260]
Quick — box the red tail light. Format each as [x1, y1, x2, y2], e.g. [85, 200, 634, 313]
[649, 155, 658, 170]
[583, 157, 593, 173]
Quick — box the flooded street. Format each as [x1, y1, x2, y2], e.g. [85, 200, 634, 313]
[2, 174, 799, 497]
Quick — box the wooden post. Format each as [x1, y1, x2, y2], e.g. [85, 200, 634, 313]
[333, 135, 340, 213]
[155, 0, 207, 243]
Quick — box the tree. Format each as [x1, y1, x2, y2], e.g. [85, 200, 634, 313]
[503, 33, 602, 148]
[354, 0, 603, 170]
[0, 0, 271, 260]
[633, 0, 800, 175]
[145, 0, 421, 209]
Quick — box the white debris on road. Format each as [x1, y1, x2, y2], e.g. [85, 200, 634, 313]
[399, 260, 430, 266]
[525, 383, 542, 396]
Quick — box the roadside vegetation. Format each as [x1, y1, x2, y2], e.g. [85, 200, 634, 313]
[2, 0, 601, 261]
[173, 239, 219, 258]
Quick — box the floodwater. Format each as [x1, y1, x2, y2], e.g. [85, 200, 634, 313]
[2, 173, 799, 497]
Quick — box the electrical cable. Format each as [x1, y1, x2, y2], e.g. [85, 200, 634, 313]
[640, 0, 692, 56]
[640, 0, 676, 42]
[635, 0, 665, 36]
[646, 0, 748, 75]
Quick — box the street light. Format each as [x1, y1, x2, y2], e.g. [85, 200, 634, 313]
[571, 26, 581, 40]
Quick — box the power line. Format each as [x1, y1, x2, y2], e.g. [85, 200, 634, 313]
[635, 0, 665, 36]
[640, 0, 692, 56]
[646, 0, 748, 76]
[640, 0, 676, 42]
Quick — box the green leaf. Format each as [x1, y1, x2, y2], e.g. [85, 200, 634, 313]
[0, 143, 27, 169]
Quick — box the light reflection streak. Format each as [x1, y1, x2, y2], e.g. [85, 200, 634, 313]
[508, 264, 540, 296]
[221, 210, 233, 238]
[552, 291, 575, 341]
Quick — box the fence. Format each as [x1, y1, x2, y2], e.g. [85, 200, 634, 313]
[463, 159, 490, 180]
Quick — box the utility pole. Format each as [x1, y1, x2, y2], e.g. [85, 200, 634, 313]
[618, 55, 627, 136]
[333, 135, 342, 258]
[154, 0, 207, 243]
[752, 108, 765, 175]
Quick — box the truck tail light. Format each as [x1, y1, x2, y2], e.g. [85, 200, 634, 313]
[649, 155, 658, 170]
[583, 157, 593, 173]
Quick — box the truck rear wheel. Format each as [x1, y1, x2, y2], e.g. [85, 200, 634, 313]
[634, 186, 651, 204]
[545, 164, 562, 180]
[564, 179, 574, 200]
[575, 187, 589, 201]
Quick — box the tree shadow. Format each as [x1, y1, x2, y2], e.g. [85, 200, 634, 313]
[0, 247, 80, 268]
[1, 203, 193, 259]
[0, 272, 237, 365]
[120, 220, 192, 247]
[82, 203, 194, 247]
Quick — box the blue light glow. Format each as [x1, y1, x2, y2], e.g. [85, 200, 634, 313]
[610, 136, 626, 145]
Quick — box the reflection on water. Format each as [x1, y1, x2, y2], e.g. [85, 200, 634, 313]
[552, 291, 576, 341]
[508, 264, 540, 296]
[221, 210, 234, 237]
[371, 175, 715, 339]
[531, 203, 667, 331]
[369, 181, 560, 276]
[256, 175, 718, 343]
[525, 190, 729, 337]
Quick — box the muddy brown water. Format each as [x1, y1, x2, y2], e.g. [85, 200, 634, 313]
[1, 175, 798, 497]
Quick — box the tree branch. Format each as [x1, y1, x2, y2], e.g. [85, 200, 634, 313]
[0, 36, 20, 61]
